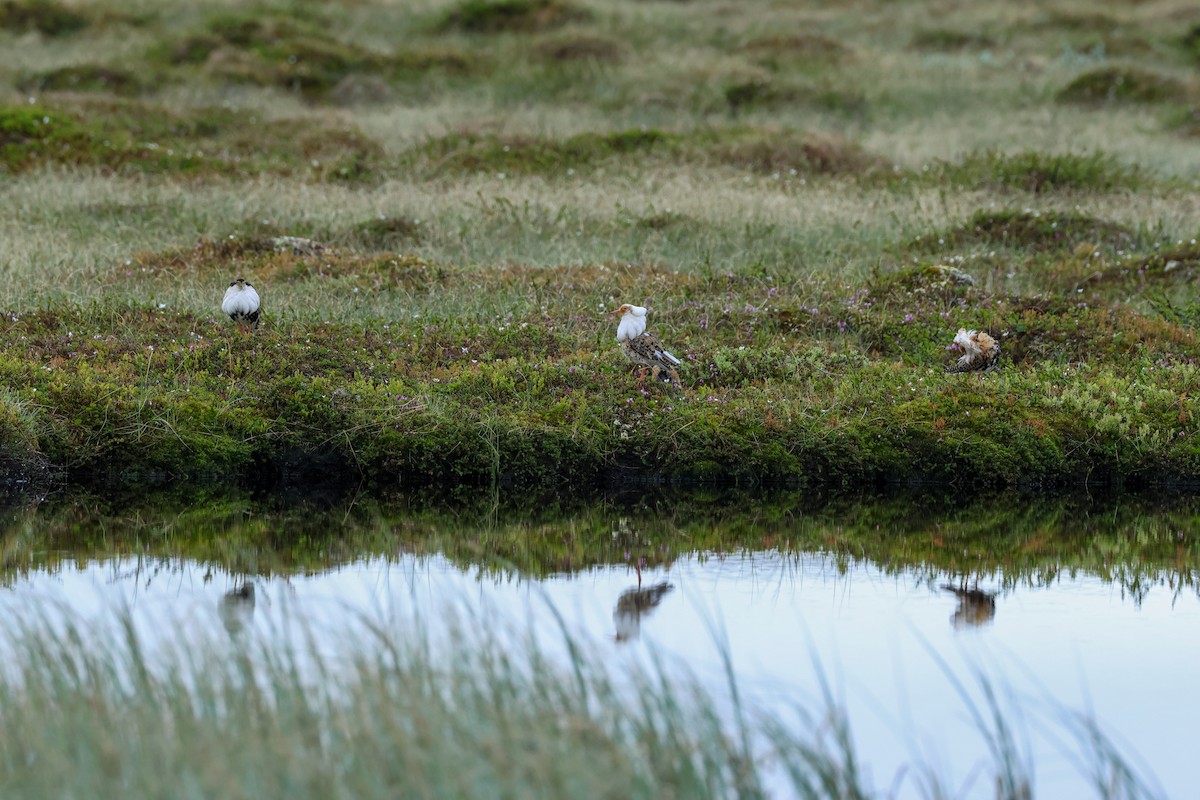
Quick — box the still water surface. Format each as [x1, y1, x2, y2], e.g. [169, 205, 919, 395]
[1, 489, 1196, 798]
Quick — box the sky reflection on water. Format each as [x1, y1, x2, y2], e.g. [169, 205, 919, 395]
[1, 546, 1195, 799]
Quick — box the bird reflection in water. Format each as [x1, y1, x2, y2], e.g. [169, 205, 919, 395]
[614, 581, 673, 643]
[218, 581, 256, 636]
[940, 580, 996, 630]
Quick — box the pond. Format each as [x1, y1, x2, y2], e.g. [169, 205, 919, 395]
[0, 486, 1195, 798]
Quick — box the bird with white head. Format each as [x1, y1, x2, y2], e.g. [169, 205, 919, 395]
[614, 303, 682, 385]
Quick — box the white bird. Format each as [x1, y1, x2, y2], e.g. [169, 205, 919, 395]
[222, 277, 261, 327]
[613, 303, 682, 385]
[947, 328, 1000, 375]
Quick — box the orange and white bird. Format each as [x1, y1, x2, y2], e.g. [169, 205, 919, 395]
[614, 303, 682, 385]
[222, 277, 261, 328]
[947, 328, 1000, 374]
[941, 582, 996, 630]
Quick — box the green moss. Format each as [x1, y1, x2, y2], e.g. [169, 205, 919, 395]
[0, 105, 91, 172]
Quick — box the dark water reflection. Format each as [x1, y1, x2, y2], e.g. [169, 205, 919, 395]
[0, 485, 1196, 797]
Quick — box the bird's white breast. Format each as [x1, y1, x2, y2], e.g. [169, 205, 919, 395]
[616, 313, 646, 341]
[222, 285, 260, 316]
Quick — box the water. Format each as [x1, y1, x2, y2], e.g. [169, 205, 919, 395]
[0, 488, 1195, 798]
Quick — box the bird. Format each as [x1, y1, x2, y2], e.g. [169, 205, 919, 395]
[218, 581, 256, 636]
[222, 277, 261, 327]
[613, 303, 682, 385]
[614, 581, 673, 643]
[940, 581, 996, 630]
[946, 328, 1000, 375]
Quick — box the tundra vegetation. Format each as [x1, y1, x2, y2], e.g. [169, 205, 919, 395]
[1, 0, 1199, 489]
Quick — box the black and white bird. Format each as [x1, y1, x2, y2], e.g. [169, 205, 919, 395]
[222, 277, 261, 327]
[614, 303, 682, 385]
[946, 328, 1000, 375]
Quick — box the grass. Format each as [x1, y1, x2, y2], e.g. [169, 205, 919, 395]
[0, 611, 770, 799]
[0, 0, 1199, 488]
[0, 595, 1166, 799]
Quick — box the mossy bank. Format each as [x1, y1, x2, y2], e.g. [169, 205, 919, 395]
[1, 231, 1198, 491]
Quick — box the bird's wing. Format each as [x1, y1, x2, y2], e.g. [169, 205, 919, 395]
[629, 332, 680, 367]
[945, 355, 979, 373]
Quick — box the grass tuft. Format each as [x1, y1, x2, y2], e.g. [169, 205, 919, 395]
[17, 64, 145, 96]
[344, 216, 425, 250]
[949, 150, 1143, 193]
[1184, 24, 1200, 63]
[910, 209, 1135, 255]
[0, 0, 86, 35]
[533, 32, 623, 63]
[714, 130, 884, 175]
[740, 33, 852, 69]
[909, 27, 997, 51]
[439, 0, 589, 34]
[724, 78, 866, 116]
[0, 100, 384, 179]
[1057, 67, 1187, 107]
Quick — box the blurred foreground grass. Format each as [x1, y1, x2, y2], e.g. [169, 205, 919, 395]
[0, 600, 1162, 799]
